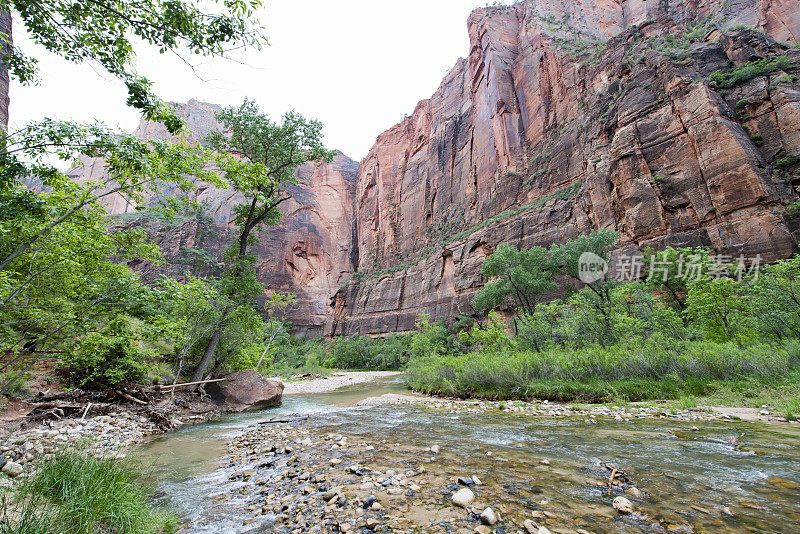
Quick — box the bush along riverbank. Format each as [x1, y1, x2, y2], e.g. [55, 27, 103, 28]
[397, 233, 800, 412]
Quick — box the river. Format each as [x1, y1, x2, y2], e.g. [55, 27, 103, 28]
[138, 376, 800, 533]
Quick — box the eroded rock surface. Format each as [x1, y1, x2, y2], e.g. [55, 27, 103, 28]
[67, 1, 800, 337]
[335, 0, 800, 335]
[207, 369, 284, 411]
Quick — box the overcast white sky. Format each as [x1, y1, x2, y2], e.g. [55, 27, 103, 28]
[9, 0, 510, 161]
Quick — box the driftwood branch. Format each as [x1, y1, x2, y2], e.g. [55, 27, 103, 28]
[115, 390, 147, 405]
[155, 378, 226, 392]
[259, 415, 309, 425]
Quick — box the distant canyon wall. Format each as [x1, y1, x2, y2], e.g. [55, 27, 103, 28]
[69, 100, 358, 338]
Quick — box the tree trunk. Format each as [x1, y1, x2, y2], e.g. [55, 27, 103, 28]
[189, 325, 224, 388]
[0, 8, 11, 132]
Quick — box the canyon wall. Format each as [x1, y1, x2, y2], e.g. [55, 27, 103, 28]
[69, 99, 358, 337]
[70, 0, 800, 337]
[333, 0, 800, 335]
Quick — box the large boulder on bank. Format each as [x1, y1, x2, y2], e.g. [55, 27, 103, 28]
[206, 370, 284, 411]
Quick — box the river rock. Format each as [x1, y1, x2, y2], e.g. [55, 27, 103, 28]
[625, 486, 642, 498]
[457, 476, 474, 486]
[474, 526, 492, 534]
[452, 488, 474, 507]
[430, 445, 440, 453]
[365, 518, 379, 530]
[206, 370, 283, 411]
[1, 461, 22, 477]
[523, 520, 551, 534]
[322, 487, 340, 501]
[480, 507, 499, 525]
[613, 496, 634, 514]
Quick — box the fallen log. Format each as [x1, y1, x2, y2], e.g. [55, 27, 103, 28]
[33, 390, 83, 403]
[115, 390, 148, 405]
[155, 378, 226, 392]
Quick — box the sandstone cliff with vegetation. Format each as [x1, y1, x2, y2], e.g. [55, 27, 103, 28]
[71, 0, 800, 337]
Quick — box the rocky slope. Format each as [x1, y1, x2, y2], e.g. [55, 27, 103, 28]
[70, 1, 800, 337]
[333, 0, 800, 335]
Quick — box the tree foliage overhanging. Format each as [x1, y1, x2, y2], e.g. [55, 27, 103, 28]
[1, 0, 266, 132]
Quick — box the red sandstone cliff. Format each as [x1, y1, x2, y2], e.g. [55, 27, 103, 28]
[69, 99, 358, 337]
[333, 0, 800, 335]
[69, 1, 800, 338]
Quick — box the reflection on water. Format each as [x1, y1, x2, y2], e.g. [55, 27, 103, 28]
[139, 377, 800, 533]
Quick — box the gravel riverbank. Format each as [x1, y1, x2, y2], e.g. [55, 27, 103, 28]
[0, 396, 220, 482]
[279, 372, 403, 395]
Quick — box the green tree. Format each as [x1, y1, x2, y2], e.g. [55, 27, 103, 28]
[685, 277, 750, 345]
[458, 310, 514, 353]
[0, 125, 221, 392]
[409, 311, 453, 359]
[256, 292, 296, 369]
[1, 0, 265, 131]
[745, 255, 800, 341]
[551, 229, 618, 337]
[642, 246, 715, 312]
[0, 121, 218, 272]
[471, 243, 556, 317]
[188, 99, 334, 382]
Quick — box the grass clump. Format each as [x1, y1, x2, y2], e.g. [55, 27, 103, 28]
[405, 340, 799, 402]
[710, 56, 795, 88]
[0, 450, 176, 534]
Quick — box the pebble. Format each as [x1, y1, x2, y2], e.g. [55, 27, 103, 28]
[523, 520, 551, 534]
[480, 506, 499, 525]
[1, 461, 22, 477]
[625, 486, 642, 498]
[451, 487, 475, 507]
[362, 495, 377, 509]
[457, 476, 474, 486]
[430, 444, 440, 453]
[613, 496, 634, 514]
[472, 475, 483, 485]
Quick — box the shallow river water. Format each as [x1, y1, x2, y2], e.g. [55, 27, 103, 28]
[138, 377, 800, 533]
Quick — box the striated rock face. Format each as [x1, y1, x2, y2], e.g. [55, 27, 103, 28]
[70, 2, 800, 338]
[69, 99, 358, 337]
[334, 0, 800, 335]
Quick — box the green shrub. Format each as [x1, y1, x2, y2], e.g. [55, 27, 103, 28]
[326, 333, 413, 370]
[63, 317, 152, 386]
[775, 155, 799, 168]
[710, 56, 795, 88]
